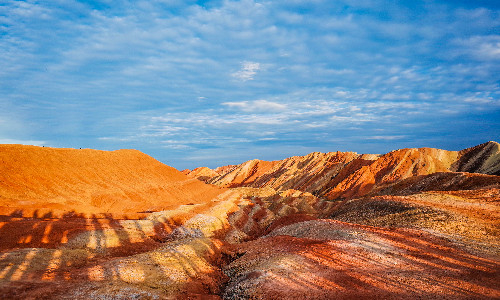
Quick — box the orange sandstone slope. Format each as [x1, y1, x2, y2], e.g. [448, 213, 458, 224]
[327, 142, 500, 199]
[0, 145, 224, 218]
[181, 166, 220, 182]
[186, 141, 500, 200]
[207, 151, 374, 193]
[325, 147, 459, 199]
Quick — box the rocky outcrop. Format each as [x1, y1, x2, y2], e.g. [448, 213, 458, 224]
[223, 220, 500, 299]
[325, 147, 459, 199]
[191, 151, 375, 197]
[181, 166, 220, 182]
[186, 142, 500, 200]
[375, 171, 500, 196]
[453, 141, 500, 175]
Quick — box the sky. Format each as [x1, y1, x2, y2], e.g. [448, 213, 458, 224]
[1, 0, 499, 170]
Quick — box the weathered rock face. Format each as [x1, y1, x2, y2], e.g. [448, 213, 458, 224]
[1, 143, 499, 299]
[453, 141, 500, 175]
[0, 186, 335, 299]
[181, 166, 220, 182]
[186, 142, 500, 200]
[325, 147, 459, 199]
[0, 145, 224, 218]
[223, 219, 500, 299]
[191, 151, 372, 197]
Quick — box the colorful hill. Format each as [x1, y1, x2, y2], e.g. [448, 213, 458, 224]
[0, 142, 498, 299]
[185, 141, 500, 199]
[0, 145, 224, 218]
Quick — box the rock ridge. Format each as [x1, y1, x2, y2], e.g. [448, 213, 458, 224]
[185, 142, 500, 200]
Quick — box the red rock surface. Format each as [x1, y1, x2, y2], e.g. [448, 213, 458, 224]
[1, 143, 499, 299]
[0, 145, 224, 218]
[186, 142, 500, 200]
[224, 221, 499, 299]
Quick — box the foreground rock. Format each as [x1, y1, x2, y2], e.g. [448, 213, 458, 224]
[0, 188, 331, 299]
[224, 220, 499, 299]
[1, 185, 499, 299]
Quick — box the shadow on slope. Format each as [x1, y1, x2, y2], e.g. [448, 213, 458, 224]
[224, 220, 500, 299]
[0, 207, 228, 299]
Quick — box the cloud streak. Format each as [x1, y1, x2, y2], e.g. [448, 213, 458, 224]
[232, 62, 261, 81]
[222, 100, 286, 112]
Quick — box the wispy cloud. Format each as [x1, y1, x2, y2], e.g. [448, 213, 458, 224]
[365, 135, 407, 141]
[0, 139, 47, 146]
[222, 100, 286, 112]
[231, 61, 261, 81]
[454, 35, 500, 60]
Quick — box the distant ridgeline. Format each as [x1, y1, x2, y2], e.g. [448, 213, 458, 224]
[184, 141, 500, 199]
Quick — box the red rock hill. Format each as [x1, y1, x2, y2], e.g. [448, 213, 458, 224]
[0, 145, 224, 218]
[185, 141, 500, 199]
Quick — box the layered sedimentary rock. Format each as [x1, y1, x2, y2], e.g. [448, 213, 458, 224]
[453, 141, 500, 175]
[1, 143, 499, 299]
[185, 141, 500, 200]
[181, 166, 220, 182]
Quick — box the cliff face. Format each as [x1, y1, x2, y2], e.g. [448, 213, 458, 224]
[185, 142, 500, 199]
[0, 145, 224, 218]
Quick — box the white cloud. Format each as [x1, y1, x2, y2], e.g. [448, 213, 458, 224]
[453, 35, 500, 61]
[222, 99, 286, 112]
[463, 94, 497, 104]
[8, 1, 52, 19]
[476, 38, 500, 60]
[0, 139, 47, 146]
[137, 125, 187, 137]
[330, 114, 374, 123]
[231, 61, 261, 81]
[161, 142, 192, 150]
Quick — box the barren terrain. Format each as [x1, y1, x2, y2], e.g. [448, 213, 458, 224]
[1, 143, 499, 299]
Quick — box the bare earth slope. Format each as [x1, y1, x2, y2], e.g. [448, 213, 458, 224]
[188, 151, 376, 196]
[453, 141, 500, 175]
[0, 145, 224, 218]
[186, 142, 500, 200]
[1, 143, 499, 299]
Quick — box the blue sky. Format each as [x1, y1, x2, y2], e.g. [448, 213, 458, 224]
[1, 0, 499, 169]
